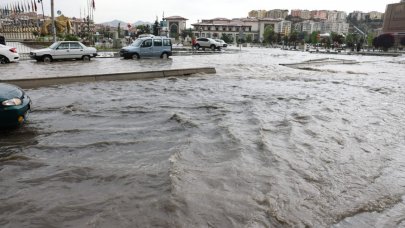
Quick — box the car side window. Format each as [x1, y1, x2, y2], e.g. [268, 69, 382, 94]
[57, 43, 69, 50]
[153, 39, 162, 47]
[69, 43, 82, 49]
[163, 39, 171, 46]
[141, 39, 152, 47]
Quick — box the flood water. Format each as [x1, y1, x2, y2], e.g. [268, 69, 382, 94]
[1, 48, 405, 227]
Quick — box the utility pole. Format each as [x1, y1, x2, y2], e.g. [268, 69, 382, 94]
[51, 0, 56, 42]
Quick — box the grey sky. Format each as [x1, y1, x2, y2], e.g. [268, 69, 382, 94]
[1, 0, 398, 26]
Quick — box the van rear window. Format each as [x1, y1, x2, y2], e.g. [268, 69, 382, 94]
[163, 39, 171, 46]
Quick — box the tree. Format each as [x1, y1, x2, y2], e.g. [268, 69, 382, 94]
[246, 34, 253, 43]
[263, 26, 275, 44]
[310, 31, 319, 45]
[367, 34, 375, 49]
[345, 33, 358, 51]
[375, 33, 395, 51]
[331, 32, 344, 47]
[117, 23, 121, 38]
[289, 30, 299, 48]
[152, 20, 159, 36]
[181, 28, 193, 40]
[400, 37, 405, 46]
[220, 33, 233, 44]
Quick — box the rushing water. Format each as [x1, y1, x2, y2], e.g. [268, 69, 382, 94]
[1, 48, 405, 227]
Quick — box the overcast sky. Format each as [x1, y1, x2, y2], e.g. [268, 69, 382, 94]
[1, 0, 399, 25]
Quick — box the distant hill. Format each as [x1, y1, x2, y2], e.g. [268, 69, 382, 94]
[99, 20, 152, 28]
[133, 20, 152, 26]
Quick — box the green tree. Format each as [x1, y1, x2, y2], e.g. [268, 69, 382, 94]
[289, 30, 299, 48]
[310, 31, 319, 45]
[181, 28, 193, 40]
[152, 20, 159, 36]
[345, 33, 358, 51]
[331, 32, 344, 46]
[263, 26, 275, 44]
[367, 34, 375, 48]
[246, 34, 253, 43]
[400, 37, 405, 46]
[221, 33, 233, 43]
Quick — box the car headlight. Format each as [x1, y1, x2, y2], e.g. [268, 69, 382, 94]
[2, 98, 22, 106]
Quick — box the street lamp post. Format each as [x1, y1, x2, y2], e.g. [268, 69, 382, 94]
[199, 27, 202, 38]
[50, 0, 56, 42]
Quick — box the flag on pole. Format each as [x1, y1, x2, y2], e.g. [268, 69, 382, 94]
[92, 0, 95, 10]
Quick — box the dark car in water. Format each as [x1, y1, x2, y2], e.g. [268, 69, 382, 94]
[0, 83, 31, 128]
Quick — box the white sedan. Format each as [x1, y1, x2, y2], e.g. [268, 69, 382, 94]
[30, 41, 97, 62]
[0, 44, 20, 64]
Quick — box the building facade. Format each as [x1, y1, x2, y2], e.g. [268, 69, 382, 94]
[164, 16, 188, 38]
[191, 17, 285, 43]
[266, 9, 289, 19]
[294, 20, 349, 34]
[382, 1, 405, 37]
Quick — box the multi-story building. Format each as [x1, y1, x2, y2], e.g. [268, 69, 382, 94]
[191, 17, 285, 43]
[274, 20, 292, 35]
[248, 10, 267, 19]
[266, 9, 289, 19]
[368, 11, 384, 20]
[311, 10, 328, 20]
[294, 20, 349, 34]
[349, 11, 367, 21]
[327, 11, 347, 22]
[291, 10, 311, 20]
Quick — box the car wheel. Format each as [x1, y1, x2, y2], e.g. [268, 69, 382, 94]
[210, 45, 215, 51]
[196, 44, 200, 50]
[0, 55, 9, 64]
[43, 55, 52, 63]
[82, 55, 91, 61]
[132, 53, 140, 60]
[161, 53, 168, 59]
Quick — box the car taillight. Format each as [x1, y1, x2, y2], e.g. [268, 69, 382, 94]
[9, 48, 17, 53]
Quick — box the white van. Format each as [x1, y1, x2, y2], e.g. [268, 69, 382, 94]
[120, 36, 172, 59]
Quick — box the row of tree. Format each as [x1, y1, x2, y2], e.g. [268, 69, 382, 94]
[260, 26, 404, 51]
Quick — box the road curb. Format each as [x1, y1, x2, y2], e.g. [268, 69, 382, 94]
[1, 67, 216, 89]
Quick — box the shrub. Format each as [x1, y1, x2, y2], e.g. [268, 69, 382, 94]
[375, 33, 395, 51]
[400, 37, 405, 46]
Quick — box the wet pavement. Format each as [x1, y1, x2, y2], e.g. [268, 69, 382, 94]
[1, 48, 405, 227]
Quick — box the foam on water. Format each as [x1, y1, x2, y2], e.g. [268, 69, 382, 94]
[1, 48, 405, 227]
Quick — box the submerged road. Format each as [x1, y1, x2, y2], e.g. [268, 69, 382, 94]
[1, 49, 405, 227]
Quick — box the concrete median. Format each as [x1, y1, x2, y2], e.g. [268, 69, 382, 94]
[1, 67, 216, 89]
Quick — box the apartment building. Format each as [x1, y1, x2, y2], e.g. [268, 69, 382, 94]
[311, 10, 328, 20]
[248, 10, 267, 19]
[291, 10, 311, 20]
[294, 20, 348, 34]
[266, 9, 289, 19]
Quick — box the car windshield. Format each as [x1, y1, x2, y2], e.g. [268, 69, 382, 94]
[131, 39, 143, 47]
[49, 42, 60, 49]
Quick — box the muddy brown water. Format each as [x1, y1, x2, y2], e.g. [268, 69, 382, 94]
[1, 48, 405, 227]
